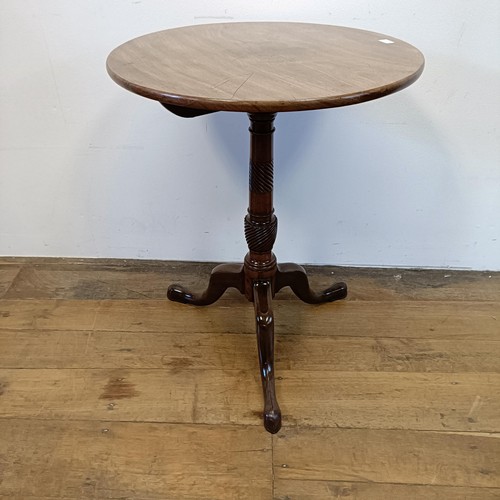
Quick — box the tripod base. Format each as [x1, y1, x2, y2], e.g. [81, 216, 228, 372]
[167, 261, 347, 433]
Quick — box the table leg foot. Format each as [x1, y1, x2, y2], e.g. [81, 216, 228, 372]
[167, 263, 245, 305]
[253, 280, 281, 434]
[275, 263, 347, 304]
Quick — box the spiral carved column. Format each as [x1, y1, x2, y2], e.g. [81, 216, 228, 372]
[244, 113, 278, 300]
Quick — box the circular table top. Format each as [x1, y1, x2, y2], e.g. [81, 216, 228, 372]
[107, 22, 424, 113]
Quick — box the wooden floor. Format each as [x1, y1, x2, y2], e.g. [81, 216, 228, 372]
[0, 258, 499, 499]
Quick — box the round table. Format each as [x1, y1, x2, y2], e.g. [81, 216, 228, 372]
[107, 22, 424, 433]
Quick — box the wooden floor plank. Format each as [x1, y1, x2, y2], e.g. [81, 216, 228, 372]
[277, 335, 500, 373]
[273, 479, 500, 499]
[1, 369, 499, 432]
[2, 259, 499, 301]
[3, 263, 179, 300]
[273, 427, 500, 488]
[0, 368, 262, 426]
[278, 371, 500, 432]
[1, 299, 499, 339]
[303, 267, 500, 303]
[0, 264, 21, 299]
[2, 329, 500, 373]
[0, 419, 271, 499]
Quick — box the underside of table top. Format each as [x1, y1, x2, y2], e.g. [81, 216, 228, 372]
[106, 22, 424, 113]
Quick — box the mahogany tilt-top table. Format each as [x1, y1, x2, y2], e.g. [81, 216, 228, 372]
[107, 22, 424, 433]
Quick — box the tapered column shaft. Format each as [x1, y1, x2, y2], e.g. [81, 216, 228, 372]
[244, 113, 278, 299]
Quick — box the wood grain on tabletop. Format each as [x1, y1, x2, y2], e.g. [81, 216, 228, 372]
[106, 23, 424, 112]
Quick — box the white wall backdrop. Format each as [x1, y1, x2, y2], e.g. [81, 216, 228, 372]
[1, 1, 499, 269]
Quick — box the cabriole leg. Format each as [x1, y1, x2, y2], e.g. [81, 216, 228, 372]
[275, 263, 347, 304]
[253, 280, 281, 434]
[167, 263, 245, 305]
